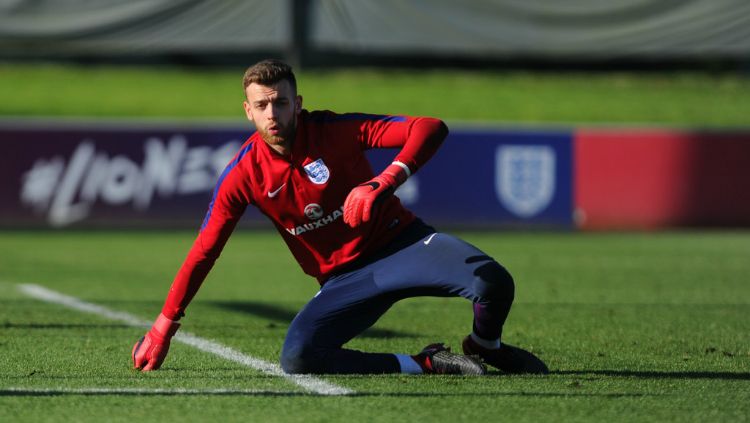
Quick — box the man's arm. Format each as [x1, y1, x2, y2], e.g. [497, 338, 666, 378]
[133, 153, 251, 371]
[161, 208, 245, 320]
[343, 115, 448, 227]
[364, 116, 448, 175]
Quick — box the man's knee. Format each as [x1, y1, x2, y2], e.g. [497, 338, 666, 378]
[280, 343, 320, 374]
[473, 260, 515, 303]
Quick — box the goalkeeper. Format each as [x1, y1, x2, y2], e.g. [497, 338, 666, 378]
[132, 59, 547, 375]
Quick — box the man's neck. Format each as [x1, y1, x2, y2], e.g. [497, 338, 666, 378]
[266, 139, 292, 156]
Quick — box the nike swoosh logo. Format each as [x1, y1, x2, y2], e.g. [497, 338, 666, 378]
[267, 183, 286, 198]
[423, 233, 437, 245]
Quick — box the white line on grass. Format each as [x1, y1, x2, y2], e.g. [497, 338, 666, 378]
[18, 283, 354, 396]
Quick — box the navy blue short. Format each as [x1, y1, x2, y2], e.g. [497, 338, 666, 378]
[280, 220, 514, 374]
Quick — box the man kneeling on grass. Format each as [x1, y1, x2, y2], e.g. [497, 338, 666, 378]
[132, 59, 548, 376]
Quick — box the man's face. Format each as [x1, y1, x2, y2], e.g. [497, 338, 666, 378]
[243, 80, 302, 152]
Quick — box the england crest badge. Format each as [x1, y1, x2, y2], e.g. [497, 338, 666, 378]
[303, 158, 330, 184]
[495, 145, 555, 218]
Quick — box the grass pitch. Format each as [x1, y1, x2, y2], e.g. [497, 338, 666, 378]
[1, 229, 748, 422]
[1, 63, 749, 126]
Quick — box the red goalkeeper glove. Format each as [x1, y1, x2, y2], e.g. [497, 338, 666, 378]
[343, 162, 410, 227]
[132, 313, 180, 372]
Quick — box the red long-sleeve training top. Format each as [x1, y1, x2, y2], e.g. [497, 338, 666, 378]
[161, 110, 447, 319]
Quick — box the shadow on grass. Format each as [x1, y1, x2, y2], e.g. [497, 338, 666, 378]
[552, 370, 750, 380]
[210, 301, 416, 339]
[1, 323, 133, 329]
[0, 388, 652, 398]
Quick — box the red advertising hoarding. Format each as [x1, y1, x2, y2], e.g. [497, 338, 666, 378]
[575, 129, 750, 229]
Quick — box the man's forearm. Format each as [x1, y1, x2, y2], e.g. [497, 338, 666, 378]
[393, 117, 448, 174]
[161, 220, 237, 319]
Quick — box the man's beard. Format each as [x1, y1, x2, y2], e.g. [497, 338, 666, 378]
[259, 116, 296, 148]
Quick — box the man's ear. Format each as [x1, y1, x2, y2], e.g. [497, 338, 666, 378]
[243, 101, 254, 122]
[295, 95, 303, 114]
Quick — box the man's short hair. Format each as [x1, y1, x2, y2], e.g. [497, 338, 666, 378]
[242, 59, 297, 95]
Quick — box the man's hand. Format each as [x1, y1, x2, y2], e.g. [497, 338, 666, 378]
[344, 163, 409, 227]
[132, 313, 180, 372]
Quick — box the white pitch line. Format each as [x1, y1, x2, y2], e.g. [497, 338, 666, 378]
[18, 283, 353, 396]
[2, 387, 309, 396]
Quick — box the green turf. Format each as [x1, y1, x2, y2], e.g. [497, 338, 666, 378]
[0, 230, 748, 422]
[1, 63, 748, 126]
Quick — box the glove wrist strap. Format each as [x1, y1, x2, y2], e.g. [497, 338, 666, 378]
[152, 313, 181, 339]
[382, 163, 410, 187]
